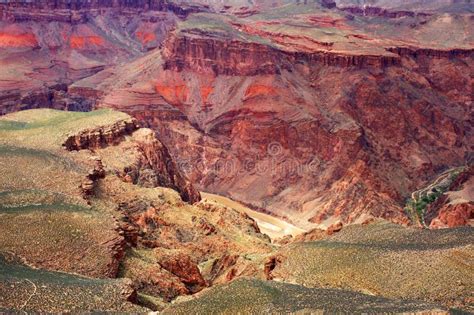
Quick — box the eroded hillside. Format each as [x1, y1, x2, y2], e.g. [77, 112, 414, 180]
[0, 109, 472, 313]
[0, 109, 274, 311]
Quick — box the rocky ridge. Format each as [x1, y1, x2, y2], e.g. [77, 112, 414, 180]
[0, 0, 210, 22]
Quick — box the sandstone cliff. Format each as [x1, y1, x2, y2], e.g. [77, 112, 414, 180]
[162, 31, 403, 76]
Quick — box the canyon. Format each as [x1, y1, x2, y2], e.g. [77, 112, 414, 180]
[0, 108, 472, 313]
[0, 0, 472, 230]
[0, 0, 473, 312]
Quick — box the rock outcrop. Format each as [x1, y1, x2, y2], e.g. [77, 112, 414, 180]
[123, 128, 201, 203]
[62, 116, 200, 204]
[430, 203, 474, 228]
[426, 166, 474, 228]
[163, 31, 401, 76]
[0, 0, 209, 22]
[63, 118, 139, 151]
[80, 156, 106, 198]
[157, 252, 207, 292]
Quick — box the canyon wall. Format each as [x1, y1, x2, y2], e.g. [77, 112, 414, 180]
[0, 0, 209, 22]
[162, 33, 403, 76]
[140, 22, 473, 228]
[163, 30, 473, 76]
[0, 0, 472, 229]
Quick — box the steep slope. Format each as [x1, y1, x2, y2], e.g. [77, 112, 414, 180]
[71, 2, 474, 229]
[0, 108, 274, 311]
[162, 278, 449, 314]
[269, 221, 474, 311]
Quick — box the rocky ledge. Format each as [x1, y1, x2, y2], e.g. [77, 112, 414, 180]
[122, 128, 201, 203]
[63, 117, 139, 150]
[162, 32, 401, 76]
[62, 115, 200, 203]
[0, 0, 210, 22]
[340, 6, 432, 19]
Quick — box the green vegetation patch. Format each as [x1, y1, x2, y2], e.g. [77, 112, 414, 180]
[0, 145, 84, 172]
[405, 167, 465, 226]
[271, 222, 473, 310]
[0, 108, 121, 131]
[0, 189, 85, 212]
[177, 13, 275, 46]
[0, 254, 145, 313]
[0, 108, 132, 149]
[163, 278, 446, 314]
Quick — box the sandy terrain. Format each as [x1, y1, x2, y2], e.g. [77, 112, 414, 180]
[202, 192, 306, 239]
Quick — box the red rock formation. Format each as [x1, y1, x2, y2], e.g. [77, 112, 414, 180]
[0, 31, 37, 47]
[430, 203, 474, 229]
[162, 31, 401, 76]
[63, 118, 139, 150]
[162, 34, 281, 75]
[326, 221, 343, 235]
[63, 119, 200, 204]
[92, 40, 471, 227]
[427, 166, 474, 228]
[158, 253, 207, 292]
[208, 254, 240, 283]
[264, 255, 282, 280]
[125, 128, 201, 203]
[80, 156, 106, 198]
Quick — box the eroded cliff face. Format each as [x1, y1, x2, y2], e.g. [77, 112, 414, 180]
[62, 115, 201, 203]
[124, 128, 201, 203]
[0, 0, 184, 114]
[86, 46, 472, 228]
[149, 6, 473, 228]
[162, 32, 402, 76]
[63, 117, 139, 150]
[0, 0, 209, 22]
